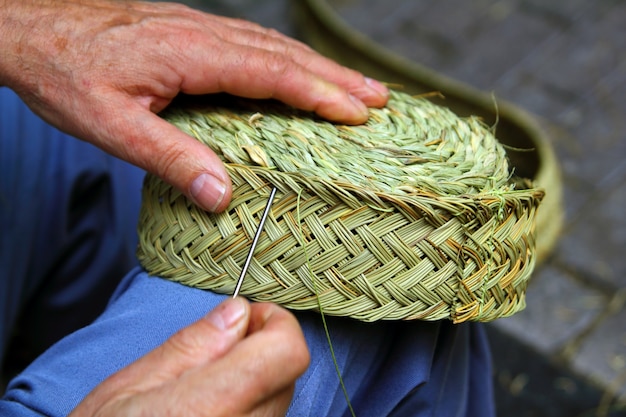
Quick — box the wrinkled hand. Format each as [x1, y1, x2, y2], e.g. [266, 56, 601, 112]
[0, 0, 389, 212]
[69, 298, 310, 417]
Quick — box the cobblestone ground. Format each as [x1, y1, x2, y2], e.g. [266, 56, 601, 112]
[175, 1, 626, 415]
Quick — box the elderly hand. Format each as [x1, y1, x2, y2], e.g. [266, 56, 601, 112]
[0, 0, 388, 212]
[69, 298, 310, 417]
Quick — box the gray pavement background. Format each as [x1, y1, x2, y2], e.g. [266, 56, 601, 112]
[330, 3, 626, 416]
[173, 1, 626, 415]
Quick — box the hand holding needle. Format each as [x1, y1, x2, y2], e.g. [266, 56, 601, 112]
[233, 187, 278, 298]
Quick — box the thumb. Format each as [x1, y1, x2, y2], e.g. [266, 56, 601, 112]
[102, 103, 233, 213]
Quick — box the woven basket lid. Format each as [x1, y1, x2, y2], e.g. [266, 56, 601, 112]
[137, 90, 544, 323]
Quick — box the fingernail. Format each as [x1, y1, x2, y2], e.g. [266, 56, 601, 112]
[348, 94, 369, 118]
[205, 298, 247, 331]
[190, 173, 226, 212]
[365, 77, 389, 98]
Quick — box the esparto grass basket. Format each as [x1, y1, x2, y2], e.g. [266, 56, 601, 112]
[137, 90, 544, 323]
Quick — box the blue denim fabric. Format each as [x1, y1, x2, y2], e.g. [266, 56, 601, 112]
[0, 87, 495, 417]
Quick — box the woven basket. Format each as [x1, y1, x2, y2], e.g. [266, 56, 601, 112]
[137, 90, 544, 323]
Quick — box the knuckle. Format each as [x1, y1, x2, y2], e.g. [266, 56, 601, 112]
[154, 140, 187, 181]
[165, 319, 223, 359]
[263, 27, 282, 39]
[166, 324, 204, 356]
[262, 52, 293, 80]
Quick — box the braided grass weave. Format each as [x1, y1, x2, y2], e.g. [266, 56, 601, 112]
[137, 90, 544, 323]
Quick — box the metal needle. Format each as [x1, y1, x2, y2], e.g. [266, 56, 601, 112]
[233, 187, 277, 298]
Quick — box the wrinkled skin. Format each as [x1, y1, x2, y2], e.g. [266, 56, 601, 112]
[0, 0, 388, 212]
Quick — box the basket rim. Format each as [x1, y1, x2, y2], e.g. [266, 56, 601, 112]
[224, 164, 545, 214]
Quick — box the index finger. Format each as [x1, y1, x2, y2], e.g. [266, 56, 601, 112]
[181, 42, 371, 124]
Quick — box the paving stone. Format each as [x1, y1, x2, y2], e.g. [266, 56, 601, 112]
[494, 29, 626, 185]
[555, 174, 626, 289]
[333, 0, 563, 90]
[496, 2, 625, 92]
[537, 122, 595, 219]
[555, 82, 626, 186]
[492, 263, 608, 354]
[557, 107, 625, 179]
[571, 295, 626, 399]
[487, 323, 624, 417]
[330, 1, 469, 72]
[494, 71, 578, 122]
[498, 72, 626, 190]
[331, 0, 626, 191]
[555, 174, 596, 221]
